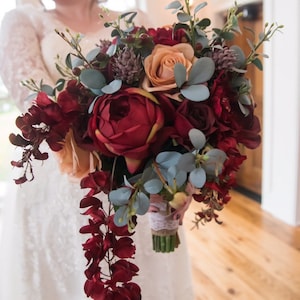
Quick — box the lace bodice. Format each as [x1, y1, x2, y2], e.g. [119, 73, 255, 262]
[0, 4, 116, 111]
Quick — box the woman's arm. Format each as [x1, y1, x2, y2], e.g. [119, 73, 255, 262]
[0, 7, 54, 112]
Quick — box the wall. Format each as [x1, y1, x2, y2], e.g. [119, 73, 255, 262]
[262, 0, 300, 225]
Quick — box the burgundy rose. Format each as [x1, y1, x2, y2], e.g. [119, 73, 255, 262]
[174, 99, 216, 146]
[210, 73, 261, 149]
[88, 87, 166, 173]
[146, 27, 187, 46]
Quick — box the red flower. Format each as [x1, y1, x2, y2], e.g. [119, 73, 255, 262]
[80, 171, 111, 196]
[147, 27, 187, 46]
[88, 87, 166, 173]
[174, 99, 216, 147]
[113, 237, 136, 258]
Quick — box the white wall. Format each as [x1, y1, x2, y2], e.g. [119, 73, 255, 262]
[262, 0, 300, 225]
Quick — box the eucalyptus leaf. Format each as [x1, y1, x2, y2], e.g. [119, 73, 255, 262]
[188, 57, 215, 85]
[246, 38, 255, 52]
[109, 187, 131, 206]
[203, 149, 227, 176]
[106, 44, 117, 57]
[252, 57, 263, 71]
[165, 0, 183, 12]
[189, 128, 206, 150]
[41, 84, 54, 96]
[134, 192, 150, 215]
[238, 101, 250, 116]
[166, 166, 187, 188]
[65, 53, 73, 69]
[86, 48, 100, 62]
[239, 94, 252, 105]
[177, 152, 195, 172]
[55, 79, 65, 92]
[177, 12, 192, 22]
[196, 17, 211, 28]
[156, 151, 182, 169]
[121, 176, 133, 188]
[90, 88, 104, 96]
[101, 79, 122, 94]
[79, 69, 106, 89]
[189, 167, 206, 188]
[71, 57, 84, 68]
[144, 178, 163, 194]
[181, 84, 210, 102]
[194, 2, 208, 14]
[114, 206, 129, 227]
[220, 31, 235, 40]
[174, 63, 187, 88]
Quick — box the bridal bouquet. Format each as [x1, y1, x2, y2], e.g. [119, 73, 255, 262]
[9, 1, 282, 299]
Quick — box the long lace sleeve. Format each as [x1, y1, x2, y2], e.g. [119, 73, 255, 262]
[0, 7, 54, 112]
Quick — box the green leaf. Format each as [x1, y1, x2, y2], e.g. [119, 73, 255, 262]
[177, 12, 192, 22]
[252, 57, 263, 70]
[156, 151, 181, 169]
[86, 48, 100, 62]
[189, 128, 206, 150]
[239, 94, 252, 105]
[238, 101, 250, 116]
[134, 192, 150, 215]
[220, 31, 235, 40]
[196, 18, 211, 28]
[109, 187, 131, 206]
[189, 167, 206, 188]
[114, 206, 129, 227]
[79, 69, 106, 89]
[106, 44, 117, 57]
[41, 84, 54, 96]
[203, 149, 227, 176]
[178, 153, 195, 172]
[55, 79, 65, 92]
[230, 45, 246, 68]
[174, 63, 187, 88]
[188, 57, 215, 85]
[65, 53, 73, 69]
[165, 0, 182, 11]
[144, 179, 163, 194]
[71, 56, 84, 68]
[181, 84, 210, 101]
[101, 79, 122, 94]
[166, 166, 187, 188]
[194, 2, 208, 14]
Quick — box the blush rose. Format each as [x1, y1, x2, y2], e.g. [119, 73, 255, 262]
[142, 43, 195, 92]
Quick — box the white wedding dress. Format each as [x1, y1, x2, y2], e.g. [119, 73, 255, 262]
[0, 4, 195, 300]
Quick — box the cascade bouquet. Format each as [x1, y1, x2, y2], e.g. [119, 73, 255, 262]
[9, 1, 282, 299]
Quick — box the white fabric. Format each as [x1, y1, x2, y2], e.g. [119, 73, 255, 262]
[0, 4, 195, 300]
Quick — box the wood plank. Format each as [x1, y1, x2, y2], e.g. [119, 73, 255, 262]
[183, 190, 300, 300]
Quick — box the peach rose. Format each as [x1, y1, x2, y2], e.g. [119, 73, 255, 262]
[55, 129, 101, 180]
[142, 43, 195, 92]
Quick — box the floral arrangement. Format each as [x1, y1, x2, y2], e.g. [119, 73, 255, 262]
[9, 1, 282, 299]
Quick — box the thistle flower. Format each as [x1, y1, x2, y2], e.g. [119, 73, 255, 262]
[211, 47, 237, 71]
[112, 46, 143, 85]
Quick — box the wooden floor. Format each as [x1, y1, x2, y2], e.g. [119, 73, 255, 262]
[183, 190, 300, 300]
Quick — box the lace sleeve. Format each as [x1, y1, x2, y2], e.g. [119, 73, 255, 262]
[0, 7, 54, 112]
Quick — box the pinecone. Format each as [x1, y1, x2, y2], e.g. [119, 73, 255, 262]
[211, 47, 237, 71]
[112, 46, 143, 85]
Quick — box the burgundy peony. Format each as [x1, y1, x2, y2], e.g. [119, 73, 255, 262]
[88, 87, 165, 173]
